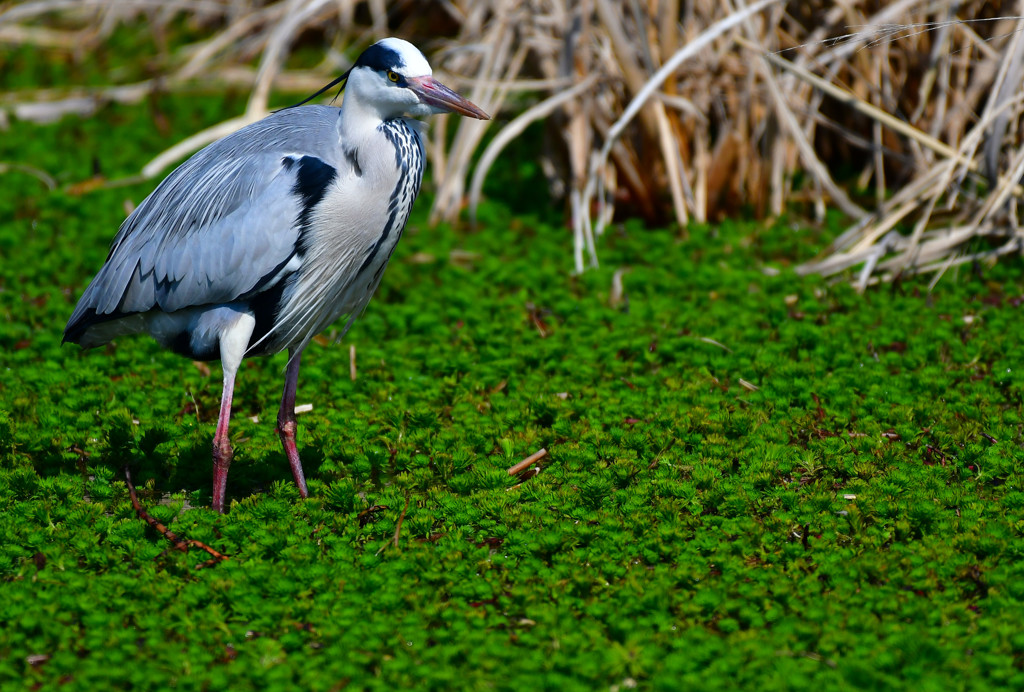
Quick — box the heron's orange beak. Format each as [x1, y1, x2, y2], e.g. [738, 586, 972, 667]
[407, 76, 489, 119]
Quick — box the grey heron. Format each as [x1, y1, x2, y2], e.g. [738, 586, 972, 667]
[63, 38, 489, 513]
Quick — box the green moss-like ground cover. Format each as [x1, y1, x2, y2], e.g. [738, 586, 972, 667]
[3, 82, 1024, 690]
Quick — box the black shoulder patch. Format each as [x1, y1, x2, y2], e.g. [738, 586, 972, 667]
[293, 156, 336, 209]
[290, 155, 337, 259]
[355, 43, 404, 73]
[291, 155, 337, 229]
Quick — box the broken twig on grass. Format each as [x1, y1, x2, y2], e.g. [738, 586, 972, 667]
[375, 494, 411, 556]
[508, 448, 548, 476]
[393, 493, 411, 549]
[647, 438, 677, 470]
[123, 466, 229, 569]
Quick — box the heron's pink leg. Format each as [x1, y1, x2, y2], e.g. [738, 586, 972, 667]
[277, 347, 309, 498]
[210, 312, 255, 514]
[211, 370, 236, 514]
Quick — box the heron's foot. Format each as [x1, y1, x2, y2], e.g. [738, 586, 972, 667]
[276, 417, 308, 498]
[211, 435, 233, 514]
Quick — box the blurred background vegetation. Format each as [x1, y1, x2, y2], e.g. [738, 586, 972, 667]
[1, 0, 1023, 279]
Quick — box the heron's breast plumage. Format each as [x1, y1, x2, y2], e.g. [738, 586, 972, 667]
[263, 118, 424, 352]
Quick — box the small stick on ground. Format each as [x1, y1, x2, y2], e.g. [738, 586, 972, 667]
[375, 495, 411, 556]
[392, 493, 411, 549]
[647, 438, 677, 470]
[124, 466, 229, 569]
[508, 448, 548, 476]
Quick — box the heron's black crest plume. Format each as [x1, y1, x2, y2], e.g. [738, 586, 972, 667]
[287, 68, 352, 110]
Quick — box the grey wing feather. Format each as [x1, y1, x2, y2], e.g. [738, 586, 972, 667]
[67, 106, 346, 332]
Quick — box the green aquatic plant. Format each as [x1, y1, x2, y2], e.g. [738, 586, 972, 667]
[2, 75, 1024, 692]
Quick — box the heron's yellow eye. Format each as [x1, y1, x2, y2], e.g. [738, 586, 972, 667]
[387, 70, 399, 83]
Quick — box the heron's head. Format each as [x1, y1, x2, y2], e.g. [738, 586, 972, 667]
[345, 38, 489, 121]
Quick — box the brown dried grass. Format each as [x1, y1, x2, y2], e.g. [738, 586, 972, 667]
[1, 0, 1022, 281]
